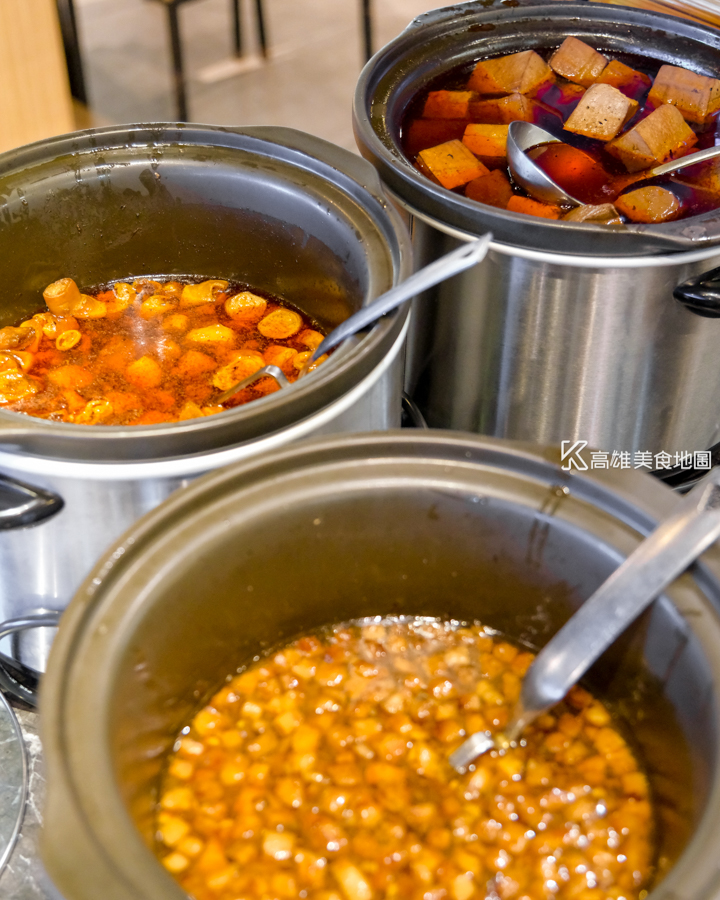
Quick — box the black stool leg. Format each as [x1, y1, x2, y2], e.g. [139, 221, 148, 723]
[232, 0, 242, 56]
[255, 0, 268, 58]
[361, 0, 372, 64]
[56, 0, 88, 103]
[166, 2, 188, 121]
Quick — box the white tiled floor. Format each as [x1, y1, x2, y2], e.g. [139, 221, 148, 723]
[74, 0, 445, 151]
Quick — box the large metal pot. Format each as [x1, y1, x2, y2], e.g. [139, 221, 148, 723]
[40, 431, 720, 900]
[353, 0, 720, 455]
[0, 124, 411, 678]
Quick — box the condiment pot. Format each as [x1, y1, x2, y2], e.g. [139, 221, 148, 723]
[0, 125, 412, 681]
[353, 0, 720, 455]
[41, 431, 720, 900]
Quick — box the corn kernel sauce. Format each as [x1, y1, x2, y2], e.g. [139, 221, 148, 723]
[155, 617, 655, 900]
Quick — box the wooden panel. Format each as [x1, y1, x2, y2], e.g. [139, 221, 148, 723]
[0, 0, 75, 153]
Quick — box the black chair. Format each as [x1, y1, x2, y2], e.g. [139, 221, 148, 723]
[148, 0, 269, 121]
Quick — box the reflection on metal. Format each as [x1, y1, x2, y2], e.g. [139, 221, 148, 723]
[0, 690, 27, 879]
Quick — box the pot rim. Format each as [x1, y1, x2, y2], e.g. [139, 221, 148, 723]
[0, 124, 412, 462]
[404, 199, 720, 268]
[353, 0, 720, 257]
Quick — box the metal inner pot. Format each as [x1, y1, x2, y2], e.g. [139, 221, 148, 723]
[41, 432, 720, 900]
[0, 125, 411, 461]
[353, 0, 720, 256]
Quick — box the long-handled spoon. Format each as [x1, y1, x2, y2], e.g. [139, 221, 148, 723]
[215, 235, 492, 403]
[449, 464, 720, 771]
[506, 120, 720, 208]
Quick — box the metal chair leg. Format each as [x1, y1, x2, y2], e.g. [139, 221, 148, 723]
[254, 0, 268, 58]
[232, 0, 242, 56]
[166, 3, 188, 121]
[361, 0, 372, 64]
[56, 0, 88, 103]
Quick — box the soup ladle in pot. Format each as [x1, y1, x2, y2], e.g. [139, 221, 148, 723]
[506, 120, 720, 208]
[215, 235, 492, 403]
[449, 464, 720, 771]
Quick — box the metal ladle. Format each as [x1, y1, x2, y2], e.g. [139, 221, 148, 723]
[449, 464, 720, 771]
[506, 120, 720, 208]
[215, 234, 492, 403]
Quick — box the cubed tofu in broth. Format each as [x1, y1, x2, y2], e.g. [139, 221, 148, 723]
[417, 139, 489, 189]
[607, 103, 698, 172]
[564, 83, 638, 141]
[549, 37, 608, 87]
[467, 49, 554, 96]
[423, 90, 477, 119]
[462, 124, 509, 165]
[648, 64, 720, 124]
[614, 185, 681, 222]
[469, 93, 537, 124]
[465, 168, 515, 207]
[596, 59, 652, 100]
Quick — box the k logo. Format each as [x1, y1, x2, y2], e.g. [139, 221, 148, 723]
[561, 440, 588, 471]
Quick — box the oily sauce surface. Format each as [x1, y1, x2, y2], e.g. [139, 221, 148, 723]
[155, 618, 654, 900]
[0, 277, 327, 425]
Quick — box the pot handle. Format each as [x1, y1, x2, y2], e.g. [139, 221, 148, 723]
[0, 472, 64, 529]
[0, 612, 61, 707]
[673, 265, 720, 318]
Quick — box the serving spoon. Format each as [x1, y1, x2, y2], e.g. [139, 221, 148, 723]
[215, 234, 492, 403]
[506, 120, 720, 208]
[449, 464, 720, 771]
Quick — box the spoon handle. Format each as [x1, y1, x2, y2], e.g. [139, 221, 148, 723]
[520, 466, 720, 719]
[650, 145, 720, 177]
[302, 235, 492, 366]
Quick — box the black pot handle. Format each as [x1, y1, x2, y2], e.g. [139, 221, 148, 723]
[0, 612, 61, 707]
[0, 473, 64, 529]
[674, 265, 720, 318]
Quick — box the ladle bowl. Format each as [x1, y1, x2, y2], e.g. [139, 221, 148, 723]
[507, 120, 720, 209]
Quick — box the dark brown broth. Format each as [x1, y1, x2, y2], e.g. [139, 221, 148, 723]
[400, 47, 720, 221]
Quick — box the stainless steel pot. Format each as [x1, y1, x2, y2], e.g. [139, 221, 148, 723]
[0, 125, 412, 682]
[40, 431, 720, 900]
[353, 0, 720, 455]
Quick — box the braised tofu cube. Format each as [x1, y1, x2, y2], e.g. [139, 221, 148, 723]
[549, 37, 608, 87]
[614, 185, 681, 222]
[647, 64, 720, 124]
[607, 104, 698, 172]
[467, 50, 554, 96]
[564, 83, 638, 141]
[597, 60, 651, 100]
[417, 139, 489, 189]
[469, 93, 535, 124]
[506, 195, 563, 219]
[465, 169, 514, 207]
[423, 90, 477, 119]
[462, 124, 509, 165]
[562, 203, 622, 224]
[404, 118, 470, 157]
